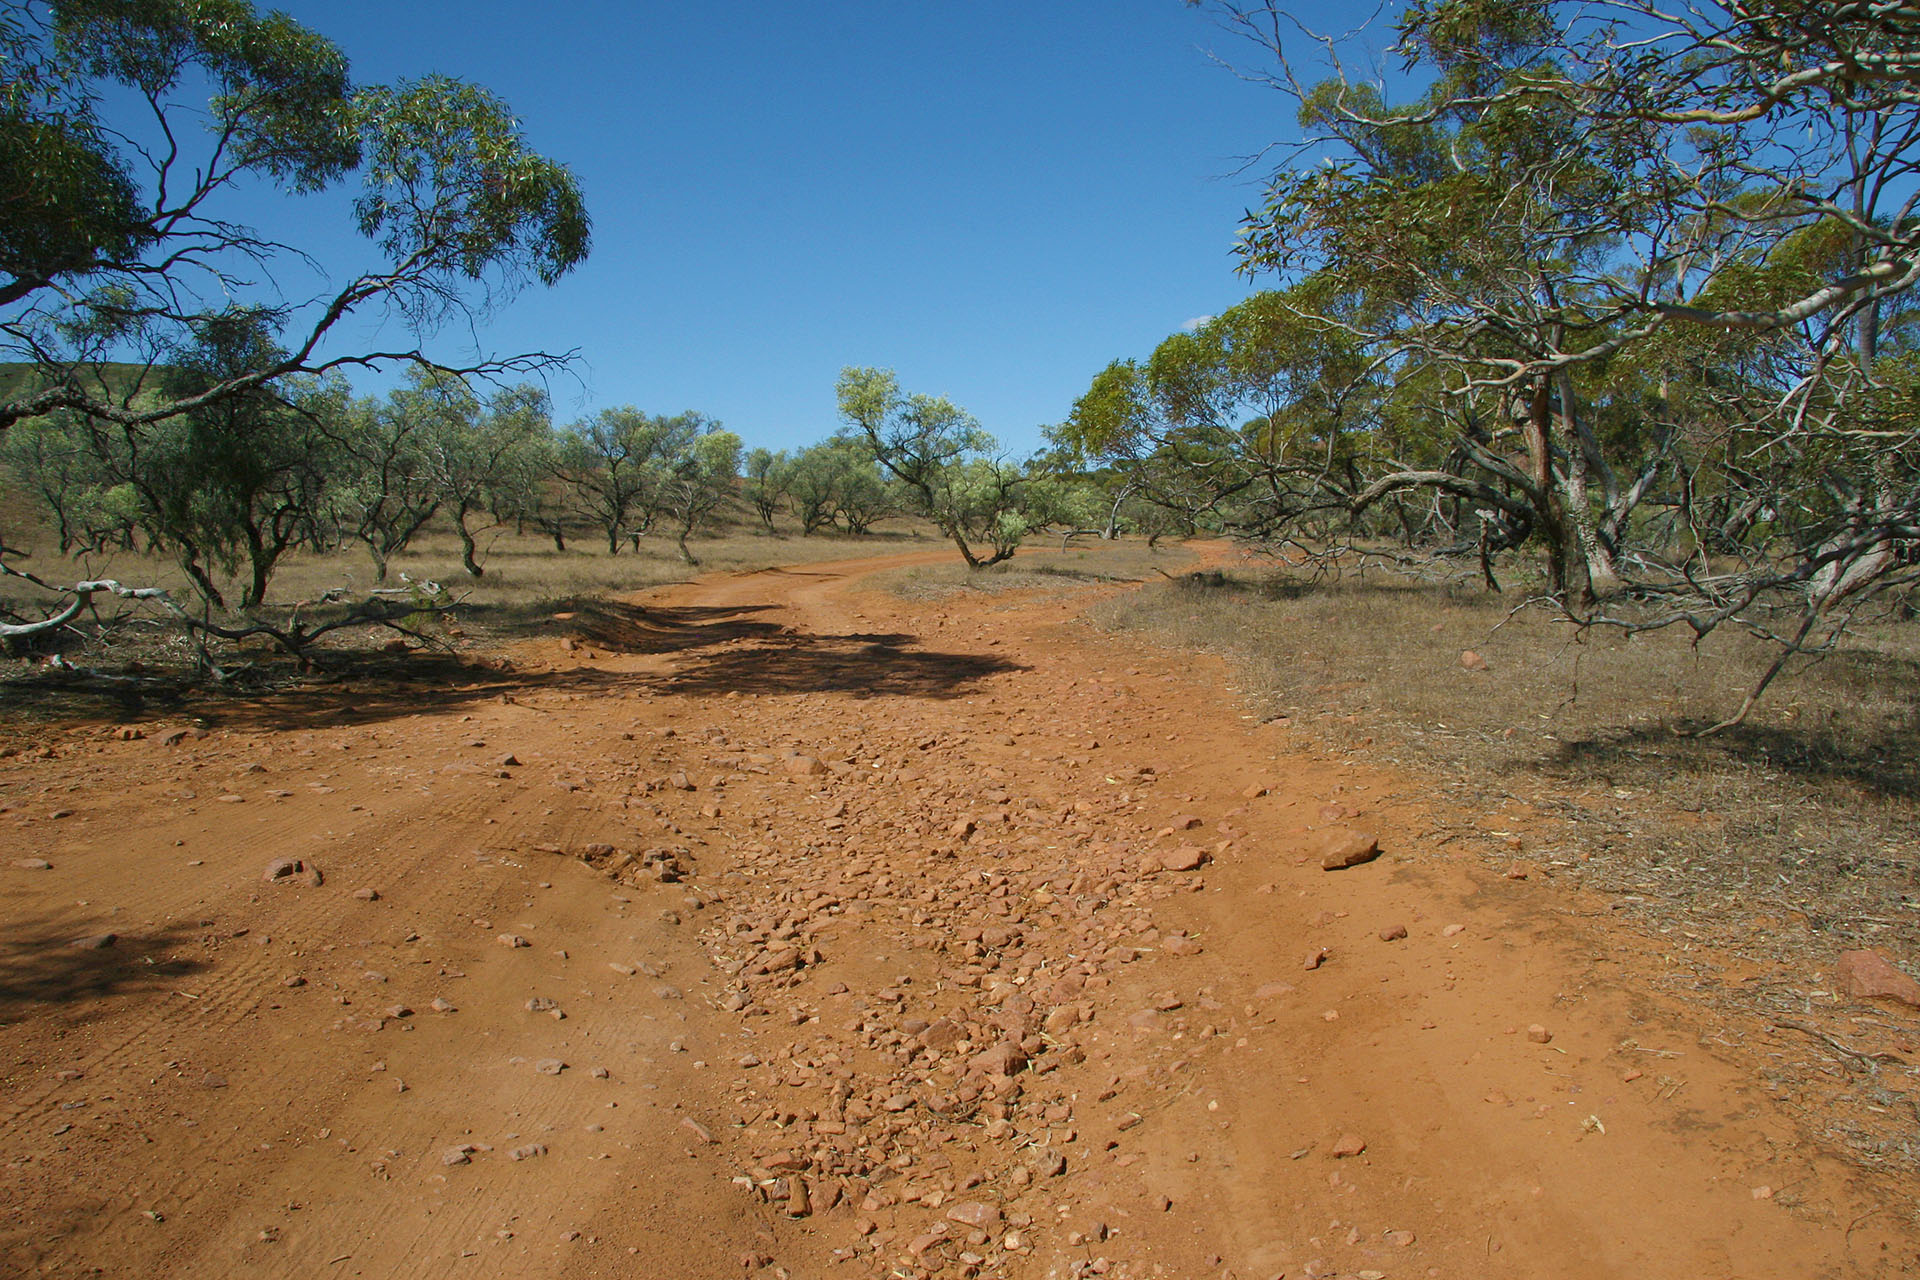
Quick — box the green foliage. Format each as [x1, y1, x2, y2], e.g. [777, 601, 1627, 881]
[0, 0, 589, 436]
[835, 367, 1038, 568]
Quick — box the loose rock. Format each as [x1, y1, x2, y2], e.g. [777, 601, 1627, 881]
[1318, 829, 1381, 870]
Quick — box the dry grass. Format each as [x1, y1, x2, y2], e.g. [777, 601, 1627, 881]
[0, 507, 938, 715]
[869, 539, 1197, 601]
[0, 514, 931, 620]
[1093, 555, 1920, 1171]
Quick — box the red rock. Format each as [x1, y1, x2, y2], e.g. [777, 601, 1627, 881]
[946, 1201, 1000, 1228]
[970, 1041, 1026, 1077]
[919, 1019, 969, 1051]
[1043, 1006, 1081, 1033]
[1304, 948, 1328, 971]
[1317, 829, 1380, 870]
[783, 755, 827, 777]
[1163, 935, 1204, 956]
[1460, 649, 1489, 670]
[1159, 845, 1208, 872]
[1330, 1133, 1367, 1157]
[1526, 1024, 1553, 1044]
[1834, 949, 1920, 1006]
[1378, 924, 1408, 941]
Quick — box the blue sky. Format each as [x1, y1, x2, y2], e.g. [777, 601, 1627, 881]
[263, 1, 1374, 455]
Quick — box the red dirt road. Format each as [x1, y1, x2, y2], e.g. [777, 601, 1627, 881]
[1, 549, 1911, 1279]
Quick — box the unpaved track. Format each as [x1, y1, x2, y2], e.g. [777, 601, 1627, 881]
[1, 548, 1911, 1279]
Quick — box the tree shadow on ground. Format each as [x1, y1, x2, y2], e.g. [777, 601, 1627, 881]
[17, 597, 1023, 732]
[1529, 715, 1920, 804]
[0, 920, 204, 1026]
[459, 598, 793, 655]
[656, 633, 1024, 700]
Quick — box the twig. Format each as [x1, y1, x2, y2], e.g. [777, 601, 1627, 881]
[1770, 1019, 1902, 1071]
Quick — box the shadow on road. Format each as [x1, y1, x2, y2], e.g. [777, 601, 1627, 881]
[60, 598, 1025, 732]
[657, 633, 1023, 699]
[0, 920, 204, 1025]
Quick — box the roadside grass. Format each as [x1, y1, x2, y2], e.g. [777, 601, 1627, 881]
[869, 539, 1197, 601]
[1092, 556, 1920, 1168]
[0, 508, 937, 683]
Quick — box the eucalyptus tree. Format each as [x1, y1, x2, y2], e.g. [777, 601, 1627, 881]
[0, 0, 590, 440]
[1187, 0, 1920, 719]
[658, 426, 742, 564]
[555, 407, 667, 554]
[333, 374, 449, 582]
[836, 367, 1035, 567]
[112, 312, 343, 608]
[0, 409, 136, 553]
[1058, 285, 1387, 544]
[428, 381, 552, 576]
[742, 447, 793, 532]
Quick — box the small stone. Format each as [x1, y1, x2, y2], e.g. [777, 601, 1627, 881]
[533, 1058, 566, 1076]
[430, 997, 456, 1013]
[508, 1143, 548, 1161]
[442, 1146, 472, 1166]
[946, 1201, 1000, 1229]
[13, 858, 52, 870]
[1330, 1133, 1367, 1158]
[1460, 649, 1489, 670]
[681, 1117, 717, 1144]
[263, 858, 300, 882]
[971, 1041, 1026, 1077]
[1033, 1148, 1067, 1177]
[783, 755, 827, 777]
[525, 996, 564, 1018]
[498, 934, 530, 949]
[352, 887, 380, 902]
[71, 933, 117, 950]
[1304, 948, 1328, 971]
[1442, 923, 1467, 937]
[200, 1072, 228, 1089]
[1526, 1024, 1553, 1044]
[1378, 924, 1409, 942]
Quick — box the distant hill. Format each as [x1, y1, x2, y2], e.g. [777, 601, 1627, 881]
[0, 361, 167, 406]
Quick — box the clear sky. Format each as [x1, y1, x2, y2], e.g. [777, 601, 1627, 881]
[261, 1, 1365, 455]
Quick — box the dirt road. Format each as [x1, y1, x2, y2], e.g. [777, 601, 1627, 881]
[1, 549, 1911, 1279]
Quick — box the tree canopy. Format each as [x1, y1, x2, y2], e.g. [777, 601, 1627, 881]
[0, 0, 590, 437]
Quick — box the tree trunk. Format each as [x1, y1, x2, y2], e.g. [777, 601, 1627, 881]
[180, 550, 225, 611]
[1522, 381, 1576, 599]
[457, 513, 485, 578]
